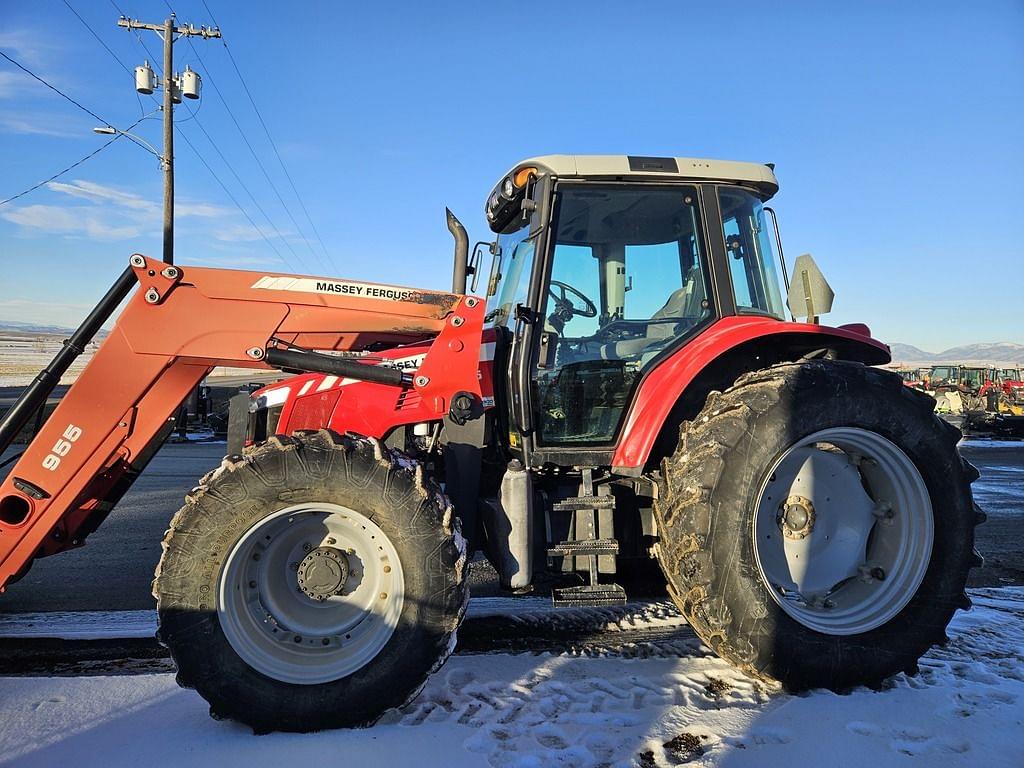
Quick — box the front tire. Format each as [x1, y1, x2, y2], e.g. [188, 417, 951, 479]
[654, 360, 983, 691]
[154, 430, 468, 732]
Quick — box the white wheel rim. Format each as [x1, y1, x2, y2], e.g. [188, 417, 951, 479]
[217, 503, 404, 684]
[752, 427, 933, 635]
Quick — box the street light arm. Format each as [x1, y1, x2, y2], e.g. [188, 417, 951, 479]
[118, 130, 163, 160]
[92, 110, 163, 160]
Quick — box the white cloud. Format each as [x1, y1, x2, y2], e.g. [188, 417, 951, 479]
[0, 30, 53, 68]
[0, 180, 247, 241]
[0, 112, 88, 138]
[0, 71, 31, 100]
[47, 180, 158, 212]
[176, 200, 235, 218]
[0, 204, 146, 240]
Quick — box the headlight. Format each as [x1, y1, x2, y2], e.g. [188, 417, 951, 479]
[502, 176, 515, 197]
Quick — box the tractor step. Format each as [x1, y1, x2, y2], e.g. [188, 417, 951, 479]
[552, 496, 616, 512]
[551, 583, 627, 607]
[547, 538, 620, 558]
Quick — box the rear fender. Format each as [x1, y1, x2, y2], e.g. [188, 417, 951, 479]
[611, 316, 890, 471]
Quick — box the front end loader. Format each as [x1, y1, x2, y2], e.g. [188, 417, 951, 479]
[0, 155, 983, 732]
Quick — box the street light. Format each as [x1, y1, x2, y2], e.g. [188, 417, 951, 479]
[92, 125, 165, 167]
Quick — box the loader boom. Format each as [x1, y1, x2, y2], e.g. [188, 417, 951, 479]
[0, 254, 483, 589]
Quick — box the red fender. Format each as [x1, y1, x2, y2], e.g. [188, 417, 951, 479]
[610, 316, 890, 470]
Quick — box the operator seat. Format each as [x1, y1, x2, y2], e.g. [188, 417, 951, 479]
[598, 267, 706, 361]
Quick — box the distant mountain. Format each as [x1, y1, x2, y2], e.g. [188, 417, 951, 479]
[0, 320, 77, 335]
[889, 342, 1024, 364]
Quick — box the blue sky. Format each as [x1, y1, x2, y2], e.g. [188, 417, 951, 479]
[0, 0, 1021, 350]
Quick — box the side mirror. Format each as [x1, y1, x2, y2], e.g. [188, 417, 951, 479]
[468, 241, 491, 294]
[486, 242, 503, 297]
[786, 253, 834, 323]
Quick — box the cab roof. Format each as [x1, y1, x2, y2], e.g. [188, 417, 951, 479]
[512, 154, 779, 197]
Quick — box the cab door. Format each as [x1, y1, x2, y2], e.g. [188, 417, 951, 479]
[525, 183, 714, 463]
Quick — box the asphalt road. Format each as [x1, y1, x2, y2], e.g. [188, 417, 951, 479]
[0, 439, 1020, 613]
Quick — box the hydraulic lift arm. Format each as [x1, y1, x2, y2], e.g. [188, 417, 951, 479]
[0, 255, 483, 589]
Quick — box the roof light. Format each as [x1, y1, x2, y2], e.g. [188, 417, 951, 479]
[513, 167, 536, 187]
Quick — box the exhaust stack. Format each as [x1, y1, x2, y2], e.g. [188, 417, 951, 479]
[446, 208, 469, 293]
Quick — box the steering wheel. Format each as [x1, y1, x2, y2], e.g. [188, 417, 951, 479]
[548, 279, 597, 318]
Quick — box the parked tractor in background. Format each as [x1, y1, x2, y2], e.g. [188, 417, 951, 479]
[0, 155, 983, 733]
[998, 367, 1024, 404]
[926, 364, 1024, 437]
[894, 367, 926, 390]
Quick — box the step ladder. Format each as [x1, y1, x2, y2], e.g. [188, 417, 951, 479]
[547, 468, 626, 607]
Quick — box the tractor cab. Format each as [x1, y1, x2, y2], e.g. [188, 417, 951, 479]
[481, 155, 791, 465]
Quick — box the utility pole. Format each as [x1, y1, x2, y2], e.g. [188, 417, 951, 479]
[117, 14, 220, 265]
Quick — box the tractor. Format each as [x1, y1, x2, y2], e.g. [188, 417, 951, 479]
[0, 155, 983, 733]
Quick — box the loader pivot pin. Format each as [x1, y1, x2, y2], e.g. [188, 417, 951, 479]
[296, 547, 350, 601]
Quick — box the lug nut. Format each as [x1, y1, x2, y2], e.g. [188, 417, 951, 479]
[383, 565, 391, 574]
[379, 592, 388, 600]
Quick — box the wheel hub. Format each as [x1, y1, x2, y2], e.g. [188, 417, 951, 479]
[778, 495, 815, 540]
[217, 504, 405, 685]
[752, 427, 934, 635]
[297, 547, 349, 601]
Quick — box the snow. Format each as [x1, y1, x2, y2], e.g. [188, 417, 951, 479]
[1, 588, 1022, 768]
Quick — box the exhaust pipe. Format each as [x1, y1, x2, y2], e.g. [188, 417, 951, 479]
[446, 208, 469, 294]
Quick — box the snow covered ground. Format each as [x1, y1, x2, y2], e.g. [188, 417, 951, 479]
[0, 588, 1021, 768]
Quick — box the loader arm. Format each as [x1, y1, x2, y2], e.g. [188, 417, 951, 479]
[0, 255, 483, 590]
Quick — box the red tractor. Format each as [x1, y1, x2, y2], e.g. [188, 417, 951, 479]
[999, 367, 1024, 403]
[0, 155, 982, 732]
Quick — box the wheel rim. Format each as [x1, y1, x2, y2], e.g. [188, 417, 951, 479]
[217, 503, 404, 685]
[752, 427, 933, 635]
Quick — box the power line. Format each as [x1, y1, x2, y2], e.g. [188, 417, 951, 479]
[62, 0, 131, 76]
[199, 0, 335, 272]
[185, 111, 312, 271]
[0, 49, 110, 125]
[61, 0, 147, 115]
[0, 116, 146, 206]
[0, 136, 120, 206]
[159, 7, 326, 273]
[181, 42, 322, 273]
[111, 0, 302, 272]
[175, 127, 289, 265]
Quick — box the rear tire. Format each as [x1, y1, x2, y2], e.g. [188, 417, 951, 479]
[154, 430, 468, 732]
[654, 360, 983, 691]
